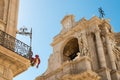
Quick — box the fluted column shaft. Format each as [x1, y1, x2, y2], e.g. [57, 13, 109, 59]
[105, 27, 116, 70]
[95, 30, 107, 68]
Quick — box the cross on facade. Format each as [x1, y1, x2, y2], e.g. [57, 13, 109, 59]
[98, 7, 105, 19]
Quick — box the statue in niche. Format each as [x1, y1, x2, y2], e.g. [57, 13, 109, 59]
[79, 33, 89, 56]
[99, 25, 105, 41]
[73, 52, 81, 61]
[115, 57, 120, 70]
[113, 46, 120, 70]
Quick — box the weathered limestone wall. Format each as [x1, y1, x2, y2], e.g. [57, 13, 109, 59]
[0, 0, 4, 20]
[0, 0, 31, 80]
[87, 32, 100, 70]
[0, 65, 13, 80]
[36, 56, 98, 80]
[115, 32, 120, 46]
[36, 16, 120, 80]
[0, 46, 30, 80]
[0, 0, 19, 37]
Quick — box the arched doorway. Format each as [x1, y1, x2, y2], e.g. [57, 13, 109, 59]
[0, 0, 4, 20]
[63, 38, 79, 62]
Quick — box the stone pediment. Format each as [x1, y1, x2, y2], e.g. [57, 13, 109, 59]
[52, 16, 103, 46]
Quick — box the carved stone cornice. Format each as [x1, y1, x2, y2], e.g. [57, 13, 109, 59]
[88, 16, 102, 27]
[96, 67, 111, 73]
[52, 16, 102, 46]
[0, 45, 30, 77]
[37, 56, 92, 80]
[61, 70, 100, 80]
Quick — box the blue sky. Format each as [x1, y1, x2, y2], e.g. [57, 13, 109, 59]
[14, 0, 120, 80]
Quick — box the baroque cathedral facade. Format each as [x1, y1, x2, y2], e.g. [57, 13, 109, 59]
[36, 15, 120, 80]
[0, 0, 120, 80]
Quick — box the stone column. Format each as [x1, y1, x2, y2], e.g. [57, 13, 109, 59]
[95, 29, 107, 68]
[105, 27, 116, 70]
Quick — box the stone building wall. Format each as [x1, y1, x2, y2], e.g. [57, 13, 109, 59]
[0, 0, 19, 37]
[0, 0, 30, 80]
[36, 15, 120, 80]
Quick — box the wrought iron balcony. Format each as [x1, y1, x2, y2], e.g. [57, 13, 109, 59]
[0, 29, 30, 59]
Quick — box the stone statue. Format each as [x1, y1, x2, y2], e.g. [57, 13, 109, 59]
[113, 46, 120, 70]
[79, 33, 89, 56]
[73, 52, 81, 61]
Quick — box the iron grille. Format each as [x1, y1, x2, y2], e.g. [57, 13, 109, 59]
[0, 29, 30, 59]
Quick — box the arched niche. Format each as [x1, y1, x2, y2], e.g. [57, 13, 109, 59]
[0, 0, 4, 20]
[63, 38, 79, 62]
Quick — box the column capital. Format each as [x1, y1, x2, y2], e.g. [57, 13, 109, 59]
[94, 28, 101, 34]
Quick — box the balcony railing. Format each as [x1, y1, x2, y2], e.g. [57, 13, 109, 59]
[0, 29, 30, 59]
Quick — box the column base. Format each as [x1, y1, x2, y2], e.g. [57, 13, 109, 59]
[97, 68, 111, 80]
[111, 70, 120, 80]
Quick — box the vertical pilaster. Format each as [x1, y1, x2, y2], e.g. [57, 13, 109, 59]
[6, 0, 19, 37]
[104, 27, 116, 70]
[95, 28, 107, 68]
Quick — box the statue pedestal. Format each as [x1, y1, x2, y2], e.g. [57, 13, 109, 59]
[70, 56, 92, 74]
[97, 68, 111, 80]
[111, 70, 120, 80]
[36, 56, 101, 80]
